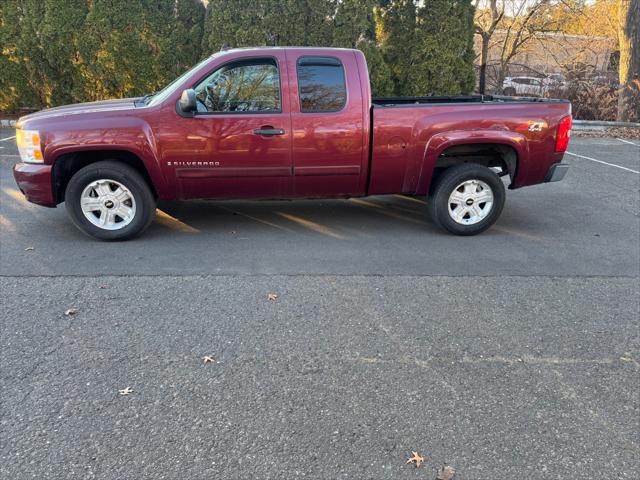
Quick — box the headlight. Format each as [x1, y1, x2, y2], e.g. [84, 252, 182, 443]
[16, 129, 44, 163]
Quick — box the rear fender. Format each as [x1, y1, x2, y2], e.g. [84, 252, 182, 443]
[416, 130, 529, 195]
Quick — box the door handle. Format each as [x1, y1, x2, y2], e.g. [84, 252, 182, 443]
[254, 127, 285, 136]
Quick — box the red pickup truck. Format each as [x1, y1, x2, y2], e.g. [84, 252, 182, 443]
[13, 47, 571, 240]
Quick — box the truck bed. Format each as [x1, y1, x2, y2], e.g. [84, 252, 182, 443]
[368, 98, 571, 196]
[372, 95, 568, 107]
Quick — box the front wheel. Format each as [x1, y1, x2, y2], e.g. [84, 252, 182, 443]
[428, 164, 505, 236]
[65, 161, 156, 241]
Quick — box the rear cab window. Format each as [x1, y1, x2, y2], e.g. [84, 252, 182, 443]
[296, 56, 346, 113]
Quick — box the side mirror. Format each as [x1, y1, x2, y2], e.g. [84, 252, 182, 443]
[179, 89, 197, 114]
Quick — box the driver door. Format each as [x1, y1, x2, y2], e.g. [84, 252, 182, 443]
[161, 53, 292, 199]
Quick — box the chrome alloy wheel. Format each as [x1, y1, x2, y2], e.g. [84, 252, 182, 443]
[80, 179, 137, 230]
[447, 179, 494, 225]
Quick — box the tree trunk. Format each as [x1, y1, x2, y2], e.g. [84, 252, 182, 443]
[495, 62, 508, 95]
[617, 0, 640, 122]
[479, 33, 490, 94]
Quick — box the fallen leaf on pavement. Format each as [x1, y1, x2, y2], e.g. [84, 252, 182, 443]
[406, 451, 424, 468]
[118, 387, 134, 396]
[24, 247, 35, 251]
[267, 293, 278, 301]
[620, 352, 633, 362]
[202, 356, 217, 364]
[99, 285, 109, 289]
[64, 308, 79, 316]
[436, 465, 456, 479]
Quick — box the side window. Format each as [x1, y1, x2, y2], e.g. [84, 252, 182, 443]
[194, 58, 281, 113]
[297, 57, 346, 113]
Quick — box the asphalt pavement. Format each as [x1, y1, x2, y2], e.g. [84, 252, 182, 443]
[1, 133, 639, 479]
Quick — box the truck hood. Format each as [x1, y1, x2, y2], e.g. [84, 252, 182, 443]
[17, 98, 140, 127]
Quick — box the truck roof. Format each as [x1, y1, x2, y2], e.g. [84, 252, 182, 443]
[210, 46, 361, 56]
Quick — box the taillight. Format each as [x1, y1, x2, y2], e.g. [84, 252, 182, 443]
[555, 115, 572, 152]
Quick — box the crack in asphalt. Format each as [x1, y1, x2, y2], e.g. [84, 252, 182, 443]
[350, 354, 638, 367]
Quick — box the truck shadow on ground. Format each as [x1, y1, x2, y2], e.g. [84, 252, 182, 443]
[152, 195, 442, 239]
[151, 190, 556, 242]
[0, 183, 553, 243]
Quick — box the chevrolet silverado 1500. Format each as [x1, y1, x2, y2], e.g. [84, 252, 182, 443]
[13, 47, 572, 240]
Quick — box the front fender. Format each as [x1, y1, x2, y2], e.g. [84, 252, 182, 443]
[415, 130, 529, 195]
[42, 117, 169, 198]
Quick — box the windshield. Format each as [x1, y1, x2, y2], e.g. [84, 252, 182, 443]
[147, 54, 220, 107]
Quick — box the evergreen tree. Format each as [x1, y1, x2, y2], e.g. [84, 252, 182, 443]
[176, 0, 207, 68]
[333, 0, 394, 96]
[0, 1, 49, 110]
[202, 0, 267, 51]
[279, 0, 335, 45]
[2, 0, 477, 112]
[78, 0, 204, 100]
[376, 0, 475, 95]
[159, 0, 206, 77]
[333, 0, 376, 47]
[0, 1, 27, 111]
[202, 0, 336, 51]
[358, 40, 396, 96]
[201, 0, 396, 96]
[375, 0, 418, 95]
[40, 0, 88, 105]
[411, 0, 476, 95]
[78, 0, 154, 100]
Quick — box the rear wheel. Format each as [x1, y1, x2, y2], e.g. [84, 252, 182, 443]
[428, 163, 505, 236]
[65, 161, 156, 241]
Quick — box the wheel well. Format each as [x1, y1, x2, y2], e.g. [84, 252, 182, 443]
[52, 150, 157, 204]
[430, 143, 518, 193]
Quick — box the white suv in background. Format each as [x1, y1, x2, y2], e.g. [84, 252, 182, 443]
[502, 75, 566, 96]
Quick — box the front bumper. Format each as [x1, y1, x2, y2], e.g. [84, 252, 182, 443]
[544, 163, 569, 183]
[12, 162, 56, 207]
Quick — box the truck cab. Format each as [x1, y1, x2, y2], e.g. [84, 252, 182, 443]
[158, 48, 371, 200]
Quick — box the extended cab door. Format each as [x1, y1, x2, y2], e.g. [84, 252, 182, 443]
[161, 52, 292, 199]
[286, 50, 368, 196]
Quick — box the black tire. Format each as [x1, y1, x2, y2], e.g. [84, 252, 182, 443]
[427, 163, 505, 236]
[503, 87, 516, 96]
[64, 160, 156, 241]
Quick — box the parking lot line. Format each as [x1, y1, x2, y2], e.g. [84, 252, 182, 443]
[0, 135, 16, 142]
[617, 138, 639, 147]
[350, 198, 427, 226]
[277, 212, 345, 239]
[565, 151, 639, 174]
[2, 187, 30, 206]
[155, 209, 199, 233]
[217, 206, 294, 232]
[394, 194, 427, 205]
